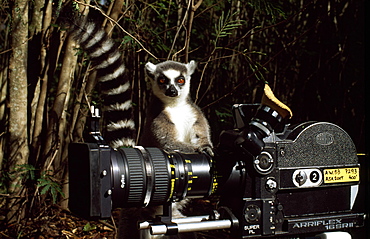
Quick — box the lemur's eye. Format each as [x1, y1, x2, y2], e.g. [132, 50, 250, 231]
[177, 77, 185, 85]
[158, 76, 166, 84]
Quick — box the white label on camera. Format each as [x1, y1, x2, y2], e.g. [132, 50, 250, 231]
[292, 169, 323, 188]
[244, 224, 259, 234]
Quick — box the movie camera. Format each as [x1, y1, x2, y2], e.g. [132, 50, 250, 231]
[68, 104, 365, 238]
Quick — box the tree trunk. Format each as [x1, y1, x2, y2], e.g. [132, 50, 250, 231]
[30, 0, 53, 165]
[0, 13, 10, 168]
[105, 0, 125, 34]
[41, 33, 76, 172]
[7, 0, 29, 223]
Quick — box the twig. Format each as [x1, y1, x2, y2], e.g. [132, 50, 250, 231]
[0, 232, 10, 238]
[223, 0, 315, 50]
[168, 0, 192, 61]
[73, 0, 158, 60]
[196, 11, 242, 104]
[201, 19, 319, 110]
[109, 214, 118, 236]
[99, 219, 115, 230]
[195, 53, 213, 104]
[198, 1, 317, 107]
[185, 0, 203, 62]
[0, 36, 33, 55]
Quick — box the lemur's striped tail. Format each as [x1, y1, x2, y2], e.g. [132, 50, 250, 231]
[71, 20, 135, 148]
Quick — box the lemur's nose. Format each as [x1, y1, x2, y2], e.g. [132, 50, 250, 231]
[165, 85, 178, 97]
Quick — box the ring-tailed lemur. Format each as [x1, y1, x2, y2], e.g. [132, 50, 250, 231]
[141, 60, 213, 156]
[70, 18, 213, 239]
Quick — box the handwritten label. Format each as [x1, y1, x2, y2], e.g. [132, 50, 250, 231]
[324, 167, 359, 183]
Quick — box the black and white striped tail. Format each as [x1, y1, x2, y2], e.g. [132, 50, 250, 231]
[71, 20, 135, 148]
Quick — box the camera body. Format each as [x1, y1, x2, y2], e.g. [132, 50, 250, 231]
[216, 119, 363, 237]
[68, 105, 365, 238]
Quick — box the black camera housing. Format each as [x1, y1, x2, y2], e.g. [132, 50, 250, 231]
[68, 105, 365, 238]
[217, 121, 364, 237]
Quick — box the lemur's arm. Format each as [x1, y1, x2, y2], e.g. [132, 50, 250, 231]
[193, 114, 214, 156]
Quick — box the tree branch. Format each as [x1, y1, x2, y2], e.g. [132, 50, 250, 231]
[74, 0, 158, 60]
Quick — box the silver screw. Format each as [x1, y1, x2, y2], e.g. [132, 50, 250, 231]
[266, 178, 277, 190]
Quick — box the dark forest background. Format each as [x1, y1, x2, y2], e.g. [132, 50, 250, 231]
[0, 0, 365, 237]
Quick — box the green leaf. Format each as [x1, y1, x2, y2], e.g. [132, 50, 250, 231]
[51, 187, 57, 204]
[214, 11, 244, 46]
[40, 184, 51, 195]
[121, 35, 133, 45]
[37, 174, 65, 204]
[215, 109, 232, 118]
[83, 222, 97, 232]
[37, 178, 48, 187]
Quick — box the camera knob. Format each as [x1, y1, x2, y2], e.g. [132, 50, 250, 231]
[254, 151, 274, 175]
[244, 205, 261, 223]
[265, 178, 277, 191]
[295, 171, 307, 186]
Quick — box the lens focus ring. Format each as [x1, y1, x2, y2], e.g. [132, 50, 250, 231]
[123, 148, 146, 205]
[146, 148, 171, 204]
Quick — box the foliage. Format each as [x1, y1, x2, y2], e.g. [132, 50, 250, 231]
[83, 222, 97, 232]
[13, 164, 36, 181]
[37, 172, 65, 204]
[214, 11, 244, 44]
[248, 0, 287, 22]
[0, 164, 64, 203]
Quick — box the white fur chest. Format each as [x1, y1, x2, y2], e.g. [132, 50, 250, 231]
[165, 104, 197, 144]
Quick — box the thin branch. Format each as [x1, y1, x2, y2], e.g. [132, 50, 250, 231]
[196, 1, 317, 106]
[74, 0, 158, 60]
[0, 36, 33, 55]
[168, 0, 192, 61]
[194, 0, 222, 19]
[227, 0, 315, 49]
[201, 19, 319, 110]
[195, 11, 243, 104]
[185, 0, 203, 63]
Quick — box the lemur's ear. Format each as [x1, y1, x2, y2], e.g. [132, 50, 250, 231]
[186, 60, 197, 75]
[145, 62, 157, 78]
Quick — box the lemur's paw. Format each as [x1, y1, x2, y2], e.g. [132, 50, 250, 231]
[198, 145, 214, 157]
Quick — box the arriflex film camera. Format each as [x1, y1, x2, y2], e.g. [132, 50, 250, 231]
[68, 104, 365, 238]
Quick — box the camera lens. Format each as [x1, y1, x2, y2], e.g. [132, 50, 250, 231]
[250, 105, 282, 138]
[239, 105, 283, 157]
[110, 147, 216, 209]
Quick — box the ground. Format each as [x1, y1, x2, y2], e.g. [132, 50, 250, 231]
[1, 200, 365, 238]
[0, 199, 229, 238]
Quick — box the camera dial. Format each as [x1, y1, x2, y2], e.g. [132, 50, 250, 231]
[254, 151, 274, 175]
[244, 205, 261, 223]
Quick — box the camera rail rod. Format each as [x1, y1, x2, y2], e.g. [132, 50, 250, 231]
[139, 215, 233, 235]
[139, 207, 239, 235]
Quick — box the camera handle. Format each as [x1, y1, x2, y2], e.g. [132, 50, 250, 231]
[139, 205, 239, 235]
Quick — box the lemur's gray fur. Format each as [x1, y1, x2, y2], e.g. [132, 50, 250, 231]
[141, 60, 213, 156]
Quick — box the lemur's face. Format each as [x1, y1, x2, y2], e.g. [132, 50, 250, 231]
[145, 61, 196, 103]
[156, 69, 186, 97]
